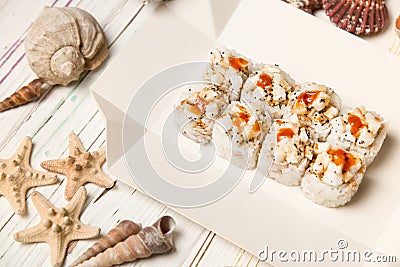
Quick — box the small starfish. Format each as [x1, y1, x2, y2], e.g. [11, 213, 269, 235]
[14, 187, 100, 267]
[40, 132, 114, 200]
[0, 136, 58, 214]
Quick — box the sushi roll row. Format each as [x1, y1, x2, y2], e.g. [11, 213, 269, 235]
[174, 47, 386, 207]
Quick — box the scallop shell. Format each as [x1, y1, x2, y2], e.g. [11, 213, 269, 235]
[322, 0, 388, 35]
[25, 7, 108, 85]
[283, 0, 322, 13]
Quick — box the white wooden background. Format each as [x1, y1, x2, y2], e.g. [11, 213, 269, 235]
[0, 0, 399, 267]
[0, 0, 269, 266]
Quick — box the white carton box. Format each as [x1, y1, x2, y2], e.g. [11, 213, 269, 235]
[91, 0, 400, 265]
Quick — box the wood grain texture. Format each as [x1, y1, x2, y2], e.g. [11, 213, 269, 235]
[0, 0, 268, 266]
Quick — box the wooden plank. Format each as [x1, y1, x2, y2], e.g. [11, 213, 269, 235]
[0, 1, 223, 266]
[192, 234, 269, 267]
[2, 0, 397, 266]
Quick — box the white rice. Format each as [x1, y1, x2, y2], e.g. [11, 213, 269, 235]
[327, 106, 387, 166]
[287, 82, 342, 141]
[212, 101, 270, 169]
[241, 64, 296, 119]
[301, 143, 366, 207]
[204, 47, 259, 101]
[258, 114, 314, 186]
[174, 85, 230, 144]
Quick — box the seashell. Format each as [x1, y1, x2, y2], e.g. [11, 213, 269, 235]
[322, 0, 388, 35]
[0, 78, 52, 112]
[25, 7, 108, 86]
[0, 7, 108, 112]
[396, 15, 400, 38]
[283, 0, 322, 13]
[69, 220, 142, 267]
[75, 216, 176, 267]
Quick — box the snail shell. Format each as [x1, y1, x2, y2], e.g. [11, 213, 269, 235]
[24, 7, 108, 86]
[75, 216, 176, 267]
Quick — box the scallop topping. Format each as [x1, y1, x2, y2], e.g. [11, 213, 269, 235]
[206, 49, 252, 101]
[311, 143, 363, 187]
[180, 86, 229, 119]
[273, 115, 314, 165]
[218, 102, 262, 145]
[244, 65, 295, 107]
[328, 106, 383, 149]
[292, 83, 339, 122]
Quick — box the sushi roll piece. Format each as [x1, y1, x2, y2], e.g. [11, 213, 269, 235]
[327, 106, 386, 166]
[174, 85, 230, 144]
[212, 101, 270, 169]
[289, 82, 342, 141]
[301, 143, 366, 208]
[258, 114, 314, 186]
[204, 48, 257, 101]
[241, 64, 296, 119]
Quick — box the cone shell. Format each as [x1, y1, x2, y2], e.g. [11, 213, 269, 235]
[0, 78, 52, 112]
[69, 220, 142, 267]
[75, 216, 176, 267]
[25, 7, 108, 85]
[322, 0, 388, 35]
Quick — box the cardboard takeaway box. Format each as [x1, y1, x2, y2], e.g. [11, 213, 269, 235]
[91, 0, 400, 266]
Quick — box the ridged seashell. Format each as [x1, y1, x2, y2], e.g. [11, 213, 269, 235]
[0, 78, 52, 112]
[25, 7, 108, 86]
[69, 220, 142, 267]
[283, 0, 322, 13]
[75, 216, 176, 267]
[322, 0, 388, 35]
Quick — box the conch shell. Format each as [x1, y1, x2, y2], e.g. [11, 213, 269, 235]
[69, 220, 142, 267]
[0, 78, 52, 112]
[74, 216, 176, 267]
[25, 6, 108, 86]
[0, 6, 108, 112]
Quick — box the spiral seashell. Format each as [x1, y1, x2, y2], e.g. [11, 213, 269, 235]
[69, 220, 142, 267]
[75, 216, 176, 267]
[0, 78, 52, 112]
[25, 6, 108, 86]
[322, 0, 388, 35]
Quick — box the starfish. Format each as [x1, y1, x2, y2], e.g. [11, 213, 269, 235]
[40, 132, 114, 200]
[14, 187, 100, 267]
[0, 136, 58, 214]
